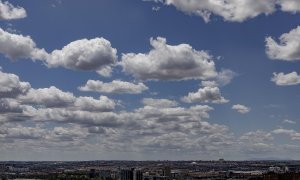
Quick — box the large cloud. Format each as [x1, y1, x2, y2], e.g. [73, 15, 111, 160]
[145, 0, 300, 22]
[182, 86, 229, 104]
[19, 86, 116, 112]
[120, 37, 217, 81]
[74, 96, 116, 112]
[0, 1, 27, 20]
[145, 0, 276, 22]
[46, 38, 117, 77]
[79, 80, 148, 94]
[0, 99, 23, 113]
[0, 29, 117, 77]
[271, 72, 300, 86]
[240, 130, 273, 143]
[0, 28, 47, 60]
[266, 26, 300, 61]
[20, 86, 76, 108]
[0, 71, 31, 98]
[272, 128, 300, 140]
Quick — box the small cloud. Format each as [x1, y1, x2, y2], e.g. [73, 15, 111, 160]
[216, 69, 237, 86]
[152, 6, 161, 11]
[51, 0, 62, 8]
[182, 86, 229, 104]
[271, 72, 300, 86]
[282, 119, 296, 124]
[232, 104, 251, 114]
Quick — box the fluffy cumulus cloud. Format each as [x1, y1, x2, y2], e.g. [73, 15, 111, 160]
[145, 0, 300, 22]
[232, 104, 251, 114]
[79, 80, 148, 94]
[74, 96, 116, 112]
[146, 0, 276, 22]
[182, 86, 229, 104]
[0, 29, 117, 77]
[0, 0, 27, 20]
[0, 68, 236, 157]
[279, 0, 300, 13]
[1, 71, 298, 158]
[120, 37, 217, 81]
[142, 98, 178, 108]
[0, 71, 31, 98]
[19, 86, 76, 108]
[271, 72, 300, 86]
[266, 26, 300, 61]
[0, 28, 47, 60]
[86, 104, 234, 154]
[0, 102, 236, 157]
[0, 70, 117, 124]
[18, 87, 116, 112]
[46, 38, 117, 77]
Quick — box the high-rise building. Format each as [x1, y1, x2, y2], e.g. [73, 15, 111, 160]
[163, 166, 171, 178]
[133, 169, 143, 180]
[100, 170, 112, 180]
[120, 168, 134, 180]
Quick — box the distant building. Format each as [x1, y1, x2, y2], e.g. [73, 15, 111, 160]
[89, 168, 97, 178]
[219, 158, 225, 163]
[7, 166, 29, 173]
[100, 170, 112, 180]
[162, 166, 171, 178]
[133, 169, 143, 180]
[120, 168, 134, 180]
[263, 172, 300, 180]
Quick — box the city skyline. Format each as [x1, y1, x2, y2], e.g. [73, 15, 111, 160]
[0, 0, 300, 161]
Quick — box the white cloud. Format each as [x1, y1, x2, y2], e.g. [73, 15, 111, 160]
[279, 0, 300, 13]
[232, 104, 251, 114]
[0, 28, 47, 60]
[19, 86, 116, 111]
[25, 108, 119, 127]
[0, 71, 31, 98]
[282, 119, 296, 124]
[0, 99, 23, 113]
[120, 37, 217, 81]
[142, 98, 178, 108]
[0, 29, 117, 77]
[20, 86, 76, 108]
[182, 86, 229, 104]
[74, 96, 116, 112]
[272, 128, 300, 140]
[46, 38, 117, 77]
[240, 130, 273, 143]
[0, 125, 45, 140]
[0, 1, 27, 20]
[79, 80, 148, 94]
[146, 0, 276, 22]
[271, 72, 300, 86]
[266, 26, 300, 61]
[145, 0, 300, 23]
[201, 80, 218, 87]
[0, 102, 236, 157]
[216, 69, 237, 86]
[152, 6, 161, 11]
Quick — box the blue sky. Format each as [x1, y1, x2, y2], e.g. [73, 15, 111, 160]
[0, 0, 300, 160]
